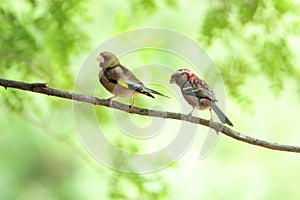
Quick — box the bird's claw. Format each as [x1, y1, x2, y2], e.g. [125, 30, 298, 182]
[188, 113, 192, 121]
[108, 98, 113, 107]
[108, 95, 118, 107]
[129, 103, 135, 113]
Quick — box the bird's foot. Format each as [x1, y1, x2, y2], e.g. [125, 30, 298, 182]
[129, 103, 135, 113]
[188, 108, 195, 121]
[108, 98, 113, 107]
[129, 97, 136, 113]
[208, 118, 214, 126]
[188, 113, 192, 121]
[108, 95, 117, 107]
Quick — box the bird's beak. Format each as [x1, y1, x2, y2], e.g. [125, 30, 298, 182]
[170, 74, 177, 83]
[170, 78, 175, 84]
[96, 55, 105, 63]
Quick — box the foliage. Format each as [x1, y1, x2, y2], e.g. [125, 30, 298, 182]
[0, 0, 88, 111]
[109, 171, 168, 199]
[0, 1, 89, 199]
[129, 0, 177, 16]
[199, 0, 300, 108]
[0, 0, 88, 83]
[1, 0, 300, 199]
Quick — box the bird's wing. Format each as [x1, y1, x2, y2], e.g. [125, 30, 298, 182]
[182, 77, 217, 101]
[103, 64, 155, 98]
[103, 64, 143, 85]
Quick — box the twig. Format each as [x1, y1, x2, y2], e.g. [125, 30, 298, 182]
[0, 77, 299, 153]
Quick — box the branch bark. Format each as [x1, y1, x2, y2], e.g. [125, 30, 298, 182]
[1, 78, 299, 153]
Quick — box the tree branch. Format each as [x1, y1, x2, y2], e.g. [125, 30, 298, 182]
[1, 77, 299, 153]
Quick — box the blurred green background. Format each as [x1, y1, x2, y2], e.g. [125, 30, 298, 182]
[1, 0, 300, 199]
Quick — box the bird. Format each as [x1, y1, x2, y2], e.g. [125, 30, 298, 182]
[96, 52, 169, 110]
[170, 68, 233, 126]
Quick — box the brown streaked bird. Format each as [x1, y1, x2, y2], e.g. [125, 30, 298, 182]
[96, 52, 169, 110]
[170, 68, 233, 126]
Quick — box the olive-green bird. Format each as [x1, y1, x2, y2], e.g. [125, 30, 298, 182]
[96, 52, 169, 110]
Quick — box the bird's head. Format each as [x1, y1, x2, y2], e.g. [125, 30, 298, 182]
[96, 52, 120, 68]
[170, 69, 195, 86]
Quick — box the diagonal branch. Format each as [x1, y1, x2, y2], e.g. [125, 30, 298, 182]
[1, 77, 299, 153]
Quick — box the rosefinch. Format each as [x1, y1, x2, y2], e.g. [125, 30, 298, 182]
[170, 69, 233, 126]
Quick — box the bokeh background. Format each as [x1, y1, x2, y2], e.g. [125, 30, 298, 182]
[1, 0, 300, 199]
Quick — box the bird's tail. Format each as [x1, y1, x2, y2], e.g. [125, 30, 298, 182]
[209, 102, 233, 126]
[144, 87, 170, 98]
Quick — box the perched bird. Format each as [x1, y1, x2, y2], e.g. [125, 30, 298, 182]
[96, 52, 169, 110]
[170, 69, 233, 126]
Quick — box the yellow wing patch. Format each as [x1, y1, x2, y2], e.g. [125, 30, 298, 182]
[117, 80, 129, 88]
[117, 80, 141, 95]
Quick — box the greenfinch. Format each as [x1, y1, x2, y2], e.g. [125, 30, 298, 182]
[96, 52, 169, 110]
